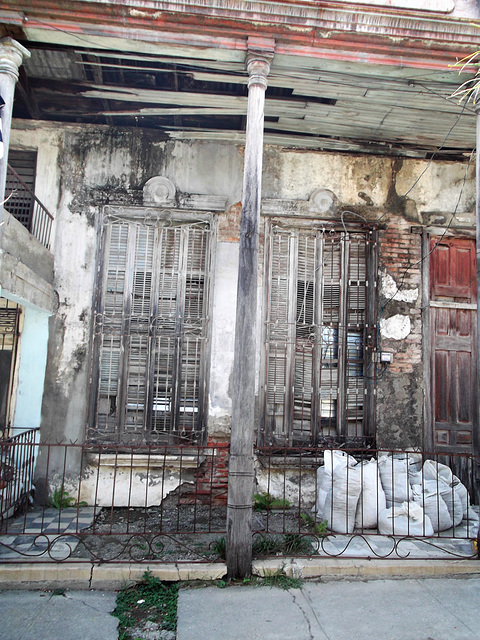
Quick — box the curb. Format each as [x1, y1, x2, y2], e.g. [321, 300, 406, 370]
[0, 562, 227, 590]
[252, 557, 480, 580]
[1, 558, 479, 589]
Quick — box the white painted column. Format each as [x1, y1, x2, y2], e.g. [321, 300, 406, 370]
[0, 38, 30, 212]
[226, 37, 274, 579]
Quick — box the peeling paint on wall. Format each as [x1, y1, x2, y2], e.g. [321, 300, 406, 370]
[381, 272, 419, 303]
[380, 314, 411, 340]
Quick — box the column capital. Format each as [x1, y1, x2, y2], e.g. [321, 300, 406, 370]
[0, 37, 30, 81]
[246, 37, 275, 90]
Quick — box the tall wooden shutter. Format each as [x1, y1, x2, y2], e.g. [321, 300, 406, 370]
[91, 217, 211, 445]
[261, 222, 371, 447]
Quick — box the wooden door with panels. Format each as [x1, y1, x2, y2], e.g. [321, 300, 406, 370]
[429, 236, 478, 458]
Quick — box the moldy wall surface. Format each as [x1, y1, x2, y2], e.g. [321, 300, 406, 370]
[10, 120, 475, 457]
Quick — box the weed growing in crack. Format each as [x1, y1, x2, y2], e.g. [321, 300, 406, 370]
[48, 488, 87, 509]
[113, 570, 178, 640]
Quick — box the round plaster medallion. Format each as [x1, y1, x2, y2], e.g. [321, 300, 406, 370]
[143, 176, 176, 205]
[309, 188, 336, 214]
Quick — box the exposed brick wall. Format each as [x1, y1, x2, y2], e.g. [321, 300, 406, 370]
[180, 439, 229, 505]
[378, 215, 423, 375]
[218, 202, 241, 242]
[376, 214, 424, 448]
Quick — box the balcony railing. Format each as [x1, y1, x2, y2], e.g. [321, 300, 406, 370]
[4, 165, 54, 250]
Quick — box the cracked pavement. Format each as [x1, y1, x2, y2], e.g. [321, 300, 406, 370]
[177, 577, 480, 640]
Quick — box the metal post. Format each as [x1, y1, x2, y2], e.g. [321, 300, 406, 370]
[226, 37, 274, 579]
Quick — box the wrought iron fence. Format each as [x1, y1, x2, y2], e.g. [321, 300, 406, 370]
[5, 164, 54, 249]
[0, 440, 478, 564]
[0, 428, 39, 523]
[253, 446, 479, 560]
[0, 442, 227, 563]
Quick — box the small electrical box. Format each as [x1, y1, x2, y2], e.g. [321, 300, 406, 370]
[375, 352, 393, 364]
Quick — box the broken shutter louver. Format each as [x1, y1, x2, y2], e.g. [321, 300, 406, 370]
[92, 217, 210, 445]
[261, 223, 370, 447]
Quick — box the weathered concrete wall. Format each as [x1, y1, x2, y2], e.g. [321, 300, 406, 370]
[0, 209, 56, 313]
[10, 121, 475, 460]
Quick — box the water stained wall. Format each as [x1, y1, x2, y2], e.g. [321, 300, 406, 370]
[9, 121, 476, 486]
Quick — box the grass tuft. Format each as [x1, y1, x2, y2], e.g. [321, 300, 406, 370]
[253, 493, 291, 511]
[261, 569, 303, 590]
[253, 532, 314, 557]
[113, 570, 178, 640]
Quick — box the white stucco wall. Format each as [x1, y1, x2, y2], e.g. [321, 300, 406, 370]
[208, 241, 239, 436]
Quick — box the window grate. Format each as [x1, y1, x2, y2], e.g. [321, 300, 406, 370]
[90, 216, 211, 445]
[260, 222, 374, 447]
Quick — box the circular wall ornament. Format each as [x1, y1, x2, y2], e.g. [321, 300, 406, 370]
[309, 188, 336, 214]
[143, 176, 176, 205]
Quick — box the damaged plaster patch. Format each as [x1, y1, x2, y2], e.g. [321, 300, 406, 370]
[380, 314, 411, 340]
[382, 272, 418, 303]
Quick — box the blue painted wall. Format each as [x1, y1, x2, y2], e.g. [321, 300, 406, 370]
[13, 305, 49, 434]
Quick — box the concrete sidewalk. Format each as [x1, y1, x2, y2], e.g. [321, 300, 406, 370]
[0, 590, 118, 640]
[177, 577, 480, 640]
[1, 574, 479, 640]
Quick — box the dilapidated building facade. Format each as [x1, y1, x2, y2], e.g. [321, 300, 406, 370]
[0, 1, 479, 564]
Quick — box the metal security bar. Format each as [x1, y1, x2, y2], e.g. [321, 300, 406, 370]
[260, 222, 376, 447]
[0, 428, 38, 524]
[0, 442, 227, 564]
[5, 164, 54, 250]
[0, 299, 22, 434]
[1, 442, 477, 563]
[90, 213, 212, 445]
[253, 446, 479, 560]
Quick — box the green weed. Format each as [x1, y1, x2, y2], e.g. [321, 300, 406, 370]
[48, 488, 87, 509]
[282, 532, 313, 555]
[113, 570, 178, 640]
[300, 512, 328, 536]
[252, 534, 283, 556]
[253, 532, 313, 556]
[261, 568, 303, 590]
[211, 536, 226, 560]
[253, 493, 291, 511]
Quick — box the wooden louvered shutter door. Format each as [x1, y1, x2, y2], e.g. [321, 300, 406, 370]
[122, 225, 156, 441]
[151, 225, 209, 443]
[175, 226, 209, 441]
[293, 232, 316, 443]
[261, 222, 369, 447]
[91, 217, 211, 445]
[94, 221, 129, 442]
[344, 234, 367, 439]
[263, 228, 297, 444]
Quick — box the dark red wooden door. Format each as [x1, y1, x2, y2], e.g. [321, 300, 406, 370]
[430, 237, 477, 454]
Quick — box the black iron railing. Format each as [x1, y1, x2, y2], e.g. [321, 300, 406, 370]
[0, 441, 478, 563]
[0, 428, 38, 524]
[4, 165, 54, 250]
